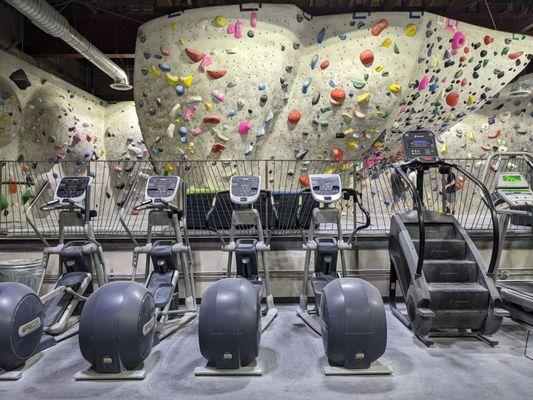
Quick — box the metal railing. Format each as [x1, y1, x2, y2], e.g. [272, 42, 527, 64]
[0, 157, 530, 239]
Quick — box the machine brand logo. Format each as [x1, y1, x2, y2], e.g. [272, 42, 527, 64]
[142, 316, 156, 336]
[18, 317, 42, 338]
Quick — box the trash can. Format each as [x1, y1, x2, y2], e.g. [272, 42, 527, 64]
[0, 259, 43, 293]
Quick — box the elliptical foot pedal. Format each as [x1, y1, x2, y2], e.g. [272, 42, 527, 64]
[261, 307, 278, 332]
[74, 364, 146, 380]
[194, 360, 262, 376]
[477, 334, 498, 347]
[323, 359, 392, 376]
[416, 334, 434, 347]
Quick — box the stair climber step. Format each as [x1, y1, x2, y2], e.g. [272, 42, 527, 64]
[412, 239, 466, 260]
[406, 223, 456, 240]
[423, 259, 478, 283]
[427, 282, 489, 310]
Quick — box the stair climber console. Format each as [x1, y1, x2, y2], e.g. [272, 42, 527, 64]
[388, 131, 509, 346]
[296, 174, 390, 374]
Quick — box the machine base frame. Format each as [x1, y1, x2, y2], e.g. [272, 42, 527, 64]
[194, 360, 263, 376]
[75, 365, 146, 380]
[323, 359, 392, 376]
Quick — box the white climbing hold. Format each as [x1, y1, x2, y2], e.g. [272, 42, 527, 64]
[166, 123, 175, 139]
[184, 96, 203, 104]
[170, 102, 181, 116]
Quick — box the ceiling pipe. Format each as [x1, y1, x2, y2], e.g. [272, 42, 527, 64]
[5, 0, 132, 90]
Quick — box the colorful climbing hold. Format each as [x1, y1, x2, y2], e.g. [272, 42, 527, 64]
[299, 175, 310, 187]
[389, 84, 401, 94]
[214, 16, 227, 27]
[381, 38, 392, 48]
[0, 195, 8, 211]
[320, 60, 330, 70]
[165, 73, 180, 85]
[406, 23, 416, 37]
[371, 19, 388, 36]
[203, 116, 221, 124]
[212, 90, 225, 102]
[451, 32, 466, 51]
[359, 50, 374, 67]
[317, 27, 326, 44]
[207, 69, 227, 79]
[330, 147, 343, 162]
[180, 75, 194, 88]
[330, 88, 346, 102]
[418, 75, 430, 91]
[446, 92, 460, 107]
[185, 48, 206, 63]
[357, 93, 370, 105]
[238, 121, 252, 134]
[211, 143, 225, 154]
[288, 109, 301, 124]
[310, 54, 319, 70]
[508, 51, 524, 60]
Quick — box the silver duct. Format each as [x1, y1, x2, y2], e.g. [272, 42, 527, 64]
[5, 0, 132, 90]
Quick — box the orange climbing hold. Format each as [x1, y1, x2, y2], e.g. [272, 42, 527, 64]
[203, 116, 221, 124]
[359, 49, 374, 67]
[460, 79, 467, 87]
[299, 175, 310, 187]
[508, 51, 524, 60]
[9, 177, 17, 194]
[371, 19, 388, 36]
[330, 147, 343, 162]
[185, 48, 206, 63]
[207, 69, 227, 79]
[330, 88, 346, 102]
[288, 109, 301, 124]
[488, 130, 501, 139]
[320, 60, 330, 70]
[446, 92, 460, 107]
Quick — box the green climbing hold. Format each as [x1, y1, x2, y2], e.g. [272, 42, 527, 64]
[482, 59, 489, 67]
[320, 106, 331, 113]
[364, 73, 369, 81]
[0, 195, 8, 211]
[22, 190, 32, 205]
[501, 47, 509, 55]
[352, 80, 366, 89]
[381, 71, 389, 77]
[454, 70, 463, 78]
[393, 44, 399, 54]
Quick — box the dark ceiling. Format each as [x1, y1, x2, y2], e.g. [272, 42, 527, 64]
[3, 0, 532, 101]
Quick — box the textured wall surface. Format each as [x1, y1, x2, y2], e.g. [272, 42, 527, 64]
[133, 4, 532, 166]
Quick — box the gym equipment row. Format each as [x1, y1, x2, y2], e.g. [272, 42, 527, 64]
[0, 131, 531, 381]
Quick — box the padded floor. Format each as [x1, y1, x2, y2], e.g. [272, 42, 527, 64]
[1, 306, 532, 400]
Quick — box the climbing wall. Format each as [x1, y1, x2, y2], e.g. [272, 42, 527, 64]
[133, 4, 532, 169]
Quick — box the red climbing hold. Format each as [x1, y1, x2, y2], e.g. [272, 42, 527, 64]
[211, 143, 226, 154]
[460, 79, 467, 87]
[488, 130, 501, 139]
[330, 88, 346, 102]
[185, 48, 206, 63]
[320, 60, 330, 70]
[203, 116, 221, 124]
[446, 92, 460, 107]
[508, 51, 524, 60]
[359, 50, 374, 67]
[288, 109, 301, 124]
[371, 19, 388, 36]
[483, 35, 493, 45]
[330, 147, 343, 162]
[299, 175, 310, 187]
[207, 69, 227, 79]
[86, 134, 93, 142]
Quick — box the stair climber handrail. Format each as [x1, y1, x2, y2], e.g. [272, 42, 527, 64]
[390, 163, 426, 277]
[440, 161, 500, 277]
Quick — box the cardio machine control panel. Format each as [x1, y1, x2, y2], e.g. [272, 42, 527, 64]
[145, 176, 180, 203]
[496, 172, 533, 206]
[402, 131, 440, 163]
[309, 174, 342, 204]
[54, 176, 93, 203]
[230, 176, 261, 205]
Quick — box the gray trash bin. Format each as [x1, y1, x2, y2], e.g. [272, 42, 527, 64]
[0, 259, 43, 293]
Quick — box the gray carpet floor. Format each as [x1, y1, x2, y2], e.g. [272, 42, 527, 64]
[1, 306, 532, 400]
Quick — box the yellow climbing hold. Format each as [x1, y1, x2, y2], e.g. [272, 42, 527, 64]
[188, 142, 195, 155]
[468, 131, 474, 141]
[389, 84, 401, 94]
[99, 149, 105, 157]
[166, 163, 175, 173]
[214, 16, 228, 27]
[323, 167, 337, 174]
[340, 163, 350, 172]
[376, 110, 382, 117]
[178, 38, 185, 45]
[175, 118, 181, 124]
[375, 66, 384, 72]
[204, 102, 213, 110]
[381, 38, 392, 48]
[347, 140, 358, 150]
[180, 75, 194, 88]
[150, 65, 161, 78]
[216, 131, 230, 142]
[467, 95, 474, 105]
[342, 113, 353, 123]
[357, 93, 371, 104]
[406, 23, 416, 36]
[165, 73, 180, 85]
[344, 128, 354, 136]
[170, 22, 177, 31]
[440, 143, 447, 155]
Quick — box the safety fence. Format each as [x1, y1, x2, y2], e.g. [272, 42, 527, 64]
[0, 157, 530, 239]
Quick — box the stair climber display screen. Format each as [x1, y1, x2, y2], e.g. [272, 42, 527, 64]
[230, 176, 261, 204]
[145, 176, 180, 202]
[309, 174, 342, 203]
[402, 131, 439, 163]
[55, 177, 93, 203]
[496, 173, 533, 206]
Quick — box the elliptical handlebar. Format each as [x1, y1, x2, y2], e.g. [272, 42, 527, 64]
[295, 188, 311, 229]
[343, 188, 371, 243]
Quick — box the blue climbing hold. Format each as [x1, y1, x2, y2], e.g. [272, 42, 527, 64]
[259, 84, 267, 90]
[180, 136, 188, 143]
[328, 80, 336, 88]
[179, 127, 187, 136]
[317, 27, 326, 44]
[310, 54, 319, 70]
[302, 77, 312, 94]
[175, 85, 186, 96]
[229, 109, 237, 117]
[158, 63, 171, 72]
[338, 34, 347, 40]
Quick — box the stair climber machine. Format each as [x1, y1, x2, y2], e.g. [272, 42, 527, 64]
[0, 176, 107, 380]
[76, 175, 197, 380]
[296, 174, 391, 375]
[483, 152, 533, 326]
[195, 175, 278, 376]
[389, 131, 509, 347]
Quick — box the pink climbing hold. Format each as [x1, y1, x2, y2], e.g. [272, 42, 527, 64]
[72, 134, 82, 143]
[251, 11, 257, 28]
[185, 48, 206, 63]
[199, 55, 212, 73]
[184, 107, 197, 122]
[191, 127, 203, 136]
[418, 75, 429, 91]
[235, 20, 243, 39]
[211, 90, 225, 102]
[359, 50, 374, 67]
[227, 24, 235, 35]
[238, 120, 252, 134]
[451, 32, 466, 51]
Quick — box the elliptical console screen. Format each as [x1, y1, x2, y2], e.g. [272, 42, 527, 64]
[402, 131, 439, 163]
[230, 176, 261, 205]
[145, 176, 180, 202]
[54, 177, 92, 203]
[309, 174, 342, 203]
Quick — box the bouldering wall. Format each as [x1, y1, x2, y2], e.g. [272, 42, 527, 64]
[438, 74, 532, 158]
[133, 4, 532, 169]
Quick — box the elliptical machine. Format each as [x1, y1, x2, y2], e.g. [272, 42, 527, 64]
[0, 176, 106, 380]
[76, 175, 197, 380]
[196, 175, 278, 376]
[296, 174, 390, 375]
[389, 131, 509, 346]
